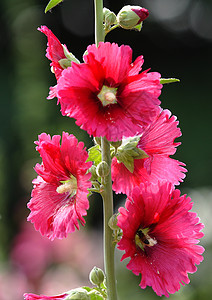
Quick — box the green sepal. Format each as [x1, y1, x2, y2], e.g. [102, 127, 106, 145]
[160, 78, 180, 84]
[115, 136, 148, 173]
[82, 287, 105, 299]
[62, 45, 80, 64]
[133, 22, 143, 31]
[58, 58, 73, 69]
[45, 0, 63, 13]
[58, 45, 80, 69]
[87, 145, 102, 167]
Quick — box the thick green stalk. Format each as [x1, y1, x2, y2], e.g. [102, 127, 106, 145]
[94, 0, 104, 45]
[101, 137, 117, 300]
[94, 1, 118, 299]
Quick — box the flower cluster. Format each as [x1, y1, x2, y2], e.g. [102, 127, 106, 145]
[26, 11, 204, 299]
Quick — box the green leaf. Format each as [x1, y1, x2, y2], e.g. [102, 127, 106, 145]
[90, 294, 104, 300]
[87, 145, 102, 166]
[160, 78, 180, 84]
[45, 0, 63, 13]
[82, 287, 104, 299]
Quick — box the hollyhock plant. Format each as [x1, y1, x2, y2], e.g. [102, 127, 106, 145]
[27, 132, 92, 240]
[112, 109, 187, 195]
[57, 42, 162, 141]
[117, 181, 204, 297]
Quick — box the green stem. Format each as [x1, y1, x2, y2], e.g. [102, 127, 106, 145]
[94, 0, 104, 46]
[94, 1, 118, 299]
[101, 137, 117, 300]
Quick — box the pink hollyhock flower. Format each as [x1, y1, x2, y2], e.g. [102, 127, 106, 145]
[112, 109, 187, 195]
[27, 132, 92, 240]
[24, 292, 68, 300]
[117, 181, 204, 297]
[57, 42, 162, 141]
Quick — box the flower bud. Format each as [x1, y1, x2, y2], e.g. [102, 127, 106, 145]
[88, 165, 98, 181]
[89, 266, 105, 286]
[96, 161, 110, 178]
[108, 213, 120, 231]
[103, 7, 116, 26]
[117, 5, 149, 30]
[65, 288, 89, 300]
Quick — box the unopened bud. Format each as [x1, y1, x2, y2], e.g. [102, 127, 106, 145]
[117, 5, 149, 30]
[88, 165, 98, 181]
[65, 288, 89, 300]
[89, 266, 105, 286]
[96, 161, 110, 178]
[103, 7, 116, 26]
[108, 214, 120, 231]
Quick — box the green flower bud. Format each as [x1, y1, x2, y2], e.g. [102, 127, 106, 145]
[65, 288, 89, 300]
[108, 213, 120, 231]
[89, 266, 105, 286]
[103, 7, 116, 26]
[88, 165, 98, 181]
[96, 161, 110, 178]
[117, 5, 149, 30]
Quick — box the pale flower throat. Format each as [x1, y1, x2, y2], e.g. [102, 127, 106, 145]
[56, 175, 77, 198]
[97, 85, 118, 106]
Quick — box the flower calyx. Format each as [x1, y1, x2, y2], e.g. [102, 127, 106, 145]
[135, 227, 157, 251]
[115, 136, 148, 173]
[58, 45, 80, 69]
[65, 288, 90, 300]
[117, 5, 149, 31]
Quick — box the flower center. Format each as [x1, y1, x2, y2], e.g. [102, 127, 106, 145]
[97, 85, 117, 107]
[135, 227, 157, 251]
[56, 175, 77, 198]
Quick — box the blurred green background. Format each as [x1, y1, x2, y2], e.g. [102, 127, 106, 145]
[0, 0, 211, 299]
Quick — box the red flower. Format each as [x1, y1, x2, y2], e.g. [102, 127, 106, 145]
[24, 292, 68, 300]
[57, 42, 162, 141]
[27, 132, 92, 240]
[38, 26, 69, 99]
[117, 182, 204, 297]
[112, 109, 186, 195]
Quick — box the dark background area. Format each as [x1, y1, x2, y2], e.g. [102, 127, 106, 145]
[0, 0, 211, 299]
